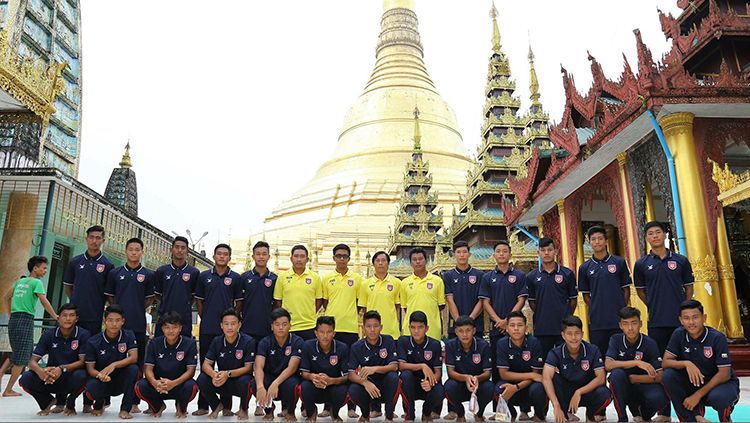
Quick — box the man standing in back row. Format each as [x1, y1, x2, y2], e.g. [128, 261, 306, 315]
[401, 248, 445, 341]
[154, 236, 200, 338]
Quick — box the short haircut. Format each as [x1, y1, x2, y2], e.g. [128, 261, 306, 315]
[453, 240, 470, 252]
[506, 310, 526, 324]
[86, 225, 105, 237]
[126, 237, 144, 249]
[454, 315, 475, 328]
[372, 251, 390, 264]
[363, 310, 382, 324]
[618, 306, 641, 320]
[332, 244, 351, 255]
[253, 241, 270, 252]
[271, 307, 291, 322]
[316, 315, 336, 329]
[172, 236, 189, 247]
[104, 304, 124, 318]
[409, 247, 427, 261]
[220, 308, 241, 322]
[27, 255, 48, 272]
[160, 311, 183, 326]
[644, 221, 667, 234]
[409, 311, 428, 326]
[214, 243, 232, 254]
[561, 315, 583, 331]
[291, 244, 308, 256]
[494, 240, 511, 252]
[680, 299, 704, 314]
[538, 237, 555, 249]
[587, 226, 607, 240]
[58, 303, 78, 315]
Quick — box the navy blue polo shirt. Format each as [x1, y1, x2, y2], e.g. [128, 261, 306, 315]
[527, 265, 578, 336]
[144, 336, 198, 380]
[195, 267, 243, 335]
[239, 268, 277, 337]
[397, 335, 443, 376]
[205, 333, 256, 371]
[105, 265, 155, 333]
[478, 266, 529, 336]
[666, 326, 735, 380]
[63, 252, 114, 323]
[347, 335, 398, 376]
[496, 335, 544, 372]
[33, 326, 91, 367]
[256, 334, 304, 377]
[633, 251, 694, 328]
[578, 254, 632, 331]
[445, 337, 492, 376]
[84, 329, 138, 370]
[299, 339, 348, 377]
[545, 341, 604, 388]
[605, 333, 662, 376]
[443, 266, 485, 333]
[154, 263, 199, 327]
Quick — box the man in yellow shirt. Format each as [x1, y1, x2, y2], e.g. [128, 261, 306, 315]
[358, 251, 401, 339]
[273, 245, 323, 340]
[400, 248, 445, 341]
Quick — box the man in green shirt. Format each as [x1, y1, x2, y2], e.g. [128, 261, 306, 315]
[2, 256, 58, 397]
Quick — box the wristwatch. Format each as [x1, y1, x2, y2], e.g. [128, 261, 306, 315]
[60, 365, 67, 373]
[227, 370, 233, 378]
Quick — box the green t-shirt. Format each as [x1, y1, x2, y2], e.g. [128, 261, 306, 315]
[11, 277, 45, 315]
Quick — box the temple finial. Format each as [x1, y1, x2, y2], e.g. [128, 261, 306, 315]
[413, 106, 422, 150]
[490, 1, 502, 53]
[528, 43, 541, 107]
[119, 141, 132, 168]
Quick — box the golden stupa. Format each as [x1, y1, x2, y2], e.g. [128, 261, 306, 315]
[255, 0, 472, 273]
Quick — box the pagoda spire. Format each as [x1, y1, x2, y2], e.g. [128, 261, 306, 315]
[490, 1, 502, 53]
[413, 106, 422, 150]
[105, 141, 139, 217]
[119, 142, 132, 168]
[528, 44, 542, 109]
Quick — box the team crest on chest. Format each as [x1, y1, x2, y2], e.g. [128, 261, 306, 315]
[608, 265, 617, 274]
[424, 350, 433, 361]
[522, 351, 531, 361]
[176, 351, 185, 361]
[235, 350, 244, 360]
[387, 284, 393, 291]
[379, 348, 388, 359]
[137, 274, 145, 283]
[264, 278, 273, 287]
[667, 261, 677, 271]
[305, 278, 312, 285]
[348, 279, 354, 287]
[426, 282, 433, 290]
[469, 276, 477, 284]
[554, 274, 563, 284]
[704, 346, 713, 358]
[285, 346, 292, 356]
[224, 277, 232, 286]
[71, 340, 79, 350]
[329, 355, 338, 366]
[182, 273, 191, 282]
[581, 360, 590, 371]
[634, 351, 643, 360]
[472, 353, 481, 364]
[508, 275, 517, 283]
[97, 264, 106, 273]
[118, 343, 127, 353]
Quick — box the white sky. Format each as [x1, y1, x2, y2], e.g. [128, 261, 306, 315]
[77, 0, 682, 252]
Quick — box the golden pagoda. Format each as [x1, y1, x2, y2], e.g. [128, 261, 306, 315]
[256, 0, 472, 273]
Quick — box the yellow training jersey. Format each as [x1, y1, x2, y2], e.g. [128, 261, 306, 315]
[273, 268, 323, 331]
[322, 269, 363, 334]
[400, 273, 445, 340]
[359, 274, 402, 339]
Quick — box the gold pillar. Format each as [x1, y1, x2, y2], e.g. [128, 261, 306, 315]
[644, 183, 657, 222]
[716, 208, 744, 339]
[537, 215, 544, 238]
[0, 192, 39, 314]
[557, 200, 571, 266]
[659, 112, 723, 331]
[604, 225, 618, 255]
[576, 223, 590, 340]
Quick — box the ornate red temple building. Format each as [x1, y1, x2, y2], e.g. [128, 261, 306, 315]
[502, 0, 750, 370]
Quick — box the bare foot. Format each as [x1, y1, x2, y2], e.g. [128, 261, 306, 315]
[357, 418, 369, 423]
[176, 409, 188, 419]
[285, 412, 298, 421]
[593, 416, 606, 422]
[209, 404, 225, 420]
[263, 412, 275, 421]
[63, 407, 77, 416]
[445, 412, 458, 421]
[91, 409, 104, 417]
[431, 412, 440, 419]
[652, 416, 672, 423]
[51, 404, 65, 414]
[37, 401, 56, 416]
[279, 412, 287, 417]
[256, 406, 266, 416]
[193, 409, 210, 416]
[474, 415, 485, 422]
[456, 418, 467, 423]
[119, 410, 133, 419]
[153, 405, 167, 418]
[332, 416, 343, 423]
[224, 409, 236, 416]
[237, 409, 249, 420]
[131, 405, 141, 414]
[568, 413, 580, 422]
[370, 411, 383, 418]
[530, 416, 544, 422]
[144, 408, 153, 415]
[518, 412, 531, 421]
[319, 410, 331, 418]
[83, 404, 93, 414]
[348, 410, 360, 419]
[2, 390, 21, 397]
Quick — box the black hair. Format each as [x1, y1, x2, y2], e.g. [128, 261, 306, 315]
[220, 308, 242, 322]
[644, 221, 667, 234]
[409, 311, 428, 326]
[104, 304, 125, 318]
[506, 310, 526, 324]
[271, 307, 291, 322]
[126, 237, 144, 249]
[618, 306, 641, 320]
[409, 247, 427, 261]
[561, 315, 583, 331]
[27, 255, 48, 272]
[453, 240, 470, 252]
[291, 244, 308, 256]
[316, 315, 336, 329]
[58, 303, 78, 315]
[454, 315, 475, 328]
[214, 243, 232, 254]
[332, 244, 351, 256]
[372, 251, 390, 264]
[538, 237, 555, 249]
[86, 225, 105, 237]
[587, 226, 607, 240]
[160, 311, 183, 326]
[680, 299, 704, 314]
[253, 241, 270, 253]
[363, 310, 382, 324]
[494, 240, 511, 252]
[172, 236, 189, 247]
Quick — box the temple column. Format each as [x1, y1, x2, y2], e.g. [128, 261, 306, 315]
[659, 112, 723, 331]
[537, 215, 544, 238]
[716, 208, 744, 339]
[558, 199, 589, 339]
[576, 222, 590, 340]
[0, 192, 39, 314]
[557, 200, 571, 265]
